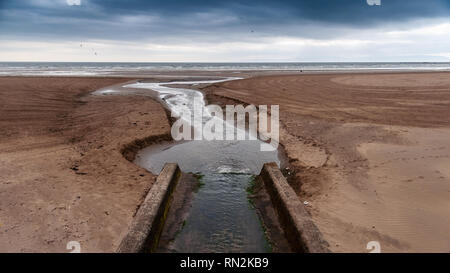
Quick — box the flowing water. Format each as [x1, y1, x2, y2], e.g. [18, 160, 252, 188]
[123, 78, 280, 252]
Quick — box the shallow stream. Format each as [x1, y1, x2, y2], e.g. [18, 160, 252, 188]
[124, 78, 281, 252]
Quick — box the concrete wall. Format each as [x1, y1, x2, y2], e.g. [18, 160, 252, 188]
[260, 162, 330, 253]
[117, 163, 180, 253]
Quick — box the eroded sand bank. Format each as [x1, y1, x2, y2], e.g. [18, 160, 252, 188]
[0, 77, 171, 252]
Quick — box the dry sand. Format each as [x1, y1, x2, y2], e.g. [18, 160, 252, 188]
[205, 72, 450, 253]
[1, 72, 449, 253]
[0, 77, 171, 252]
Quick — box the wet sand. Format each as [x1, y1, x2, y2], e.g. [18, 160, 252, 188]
[205, 72, 450, 252]
[0, 77, 171, 252]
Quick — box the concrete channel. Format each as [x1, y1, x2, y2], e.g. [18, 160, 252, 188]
[117, 161, 329, 253]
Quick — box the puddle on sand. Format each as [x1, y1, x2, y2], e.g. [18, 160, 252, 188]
[127, 78, 280, 253]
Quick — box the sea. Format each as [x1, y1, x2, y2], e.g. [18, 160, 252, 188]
[1, 62, 450, 76]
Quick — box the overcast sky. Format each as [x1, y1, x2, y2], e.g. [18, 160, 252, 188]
[1, 0, 450, 62]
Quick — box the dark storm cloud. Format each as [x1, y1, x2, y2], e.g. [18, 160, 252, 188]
[1, 0, 450, 41]
[87, 0, 450, 23]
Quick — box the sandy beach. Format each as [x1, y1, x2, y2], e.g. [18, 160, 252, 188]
[205, 72, 450, 252]
[1, 72, 449, 252]
[0, 76, 171, 252]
